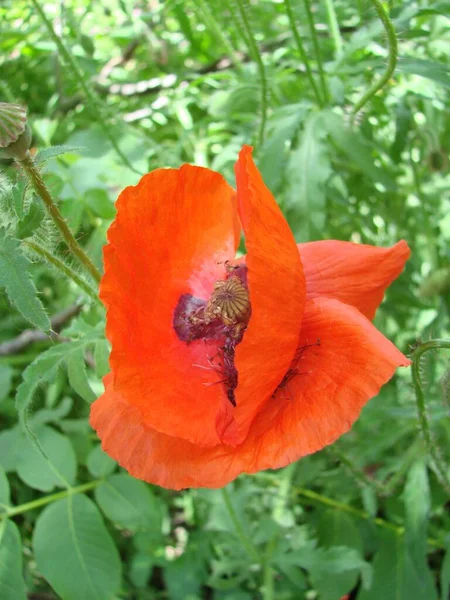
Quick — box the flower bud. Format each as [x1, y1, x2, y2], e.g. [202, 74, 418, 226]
[418, 267, 450, 298]
[0, 102, 32, 160]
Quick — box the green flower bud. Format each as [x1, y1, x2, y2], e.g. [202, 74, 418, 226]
[418, 267, 450, 298]
[0, 102, 32, 160]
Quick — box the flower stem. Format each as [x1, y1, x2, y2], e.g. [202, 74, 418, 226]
[303, 0, 329, 104]
[221, 486, 260, 563]
[17, 152, 102, 284]
[411, 339, 450, 495]
[29, 0, 140, 175]
[351, 0, 398, 122]
[0, 480, 102, 520]
[233, 0, 268, 146]
[324, 0, 343, 57]
[283, 0, 324, 107]
[23, 239, 102, 304]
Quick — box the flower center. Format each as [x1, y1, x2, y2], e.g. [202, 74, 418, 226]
[173, 263, 251, 406]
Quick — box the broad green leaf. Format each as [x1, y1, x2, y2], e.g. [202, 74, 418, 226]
[0, 429, 22, 472]
[0, 228, 50, 330]
[285, 111, 332, 240]
[441, 537, 450, 600]
[66, 346, 96, 403]
[0, 466, 11, 507]
[398, 58, 450, 89]
[84, 189, 116, 219]
[403, 461, 438, 599]
[16, 202, 45, 239]
[87, 444, 116, 478]
[164, 543, 208, 600]
[95, 473, 162, 532]
[0, 519, 27, 600]
[16, 425, 77, 492]
[94, 339, 110, 378]
[0, 364, 13, 402]
[129, 553, 154, 588]
[33, 494, 122, 600]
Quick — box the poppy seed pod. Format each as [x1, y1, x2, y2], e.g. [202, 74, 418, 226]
[90, 146, 411, 490]
[0, 103, 32, 160]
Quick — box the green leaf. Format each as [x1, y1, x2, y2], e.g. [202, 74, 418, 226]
[398, 58, 450, 89]
[322, 111, 394, 188]
[33, 494, 122, 600]
[16, 425, 77, 492]
[129, 552, 154, 588]
[0, 429, 22, 473]
[403, 461, 438, 599]
[16, 202, 45, 239]
[0, 519, 27, 600]
[441, 537, 450, 600]
[87, 444, 116, 478]
[0, 228, 50, 330]
[95, 473, 162, 533]
[35, 145, 83, 163]
[0, 364, 13, 402]
[94, 339, 110, 378]
[84, 189, 116, 219]
[0, 466, 11, 508]
[66, 347, 96, 403]
[285, 111, 332, 240]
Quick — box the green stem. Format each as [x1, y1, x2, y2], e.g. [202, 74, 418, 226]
[351, 0, 398, 122]
[233, 0, 268, 146]
[283, 0, 324, 107]
[324, 0, 343, 57]
[193, 0, 244, 75]
[411, 339, 450, 495]
[262, 536, 276, 600]
[29, 0, 140, 174]
[294, 487, 442, 548]
[221, 486, 260, 563]
[303, 0, 329, 104]
[0, 480, 102, 520]
[24, 240, 101, 304]
[17, 152, 102, 284]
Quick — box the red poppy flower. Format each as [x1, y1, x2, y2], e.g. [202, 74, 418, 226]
[90, 145, 410, 490]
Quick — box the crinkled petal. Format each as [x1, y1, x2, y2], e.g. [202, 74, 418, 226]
[101, 165, 240, 447]
[231, 146, 306, 442]
[299, 240, 410, 320]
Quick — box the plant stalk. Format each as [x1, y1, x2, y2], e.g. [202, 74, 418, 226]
[303, 0, 329, 104]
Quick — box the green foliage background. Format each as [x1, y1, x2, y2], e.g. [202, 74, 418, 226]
[0, 0, 450, 598]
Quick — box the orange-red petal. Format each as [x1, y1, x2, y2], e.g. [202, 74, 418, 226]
[91, 297, 409, 490]
[299, 240, 410, 320]
[101, 165, 240, 447]
[231, 146, 306, 442]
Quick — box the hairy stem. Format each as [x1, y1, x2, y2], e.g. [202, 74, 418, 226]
[0, 480, 102, 520]
[303, 0, 329, 104]
[30, 0, 140, 174]
[351, 0, 398, 122]
[283, 0, 323, 106]
[17, 152, 102, 284]
[411, 339, 450, 495]
[233, 0, 268, 146]
[24, 240, 101, 304]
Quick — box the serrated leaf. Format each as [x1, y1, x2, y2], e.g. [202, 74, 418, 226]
[398, 58, 450, 89]
[16, 201, 45, 239]
[35, 145, 83, 163]
[0, 519, 27, 600]
[95, 473, 162, 533]
[16, 425, 77, 492]
[66, 346, 96, 403]
[0, 228, 50, 330]
[33, 494, 122, 600]
[286, 111, 332, 241]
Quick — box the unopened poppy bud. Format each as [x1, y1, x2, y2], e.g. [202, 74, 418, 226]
[0, 102, 32, 160]
[419, 268, 450, 298]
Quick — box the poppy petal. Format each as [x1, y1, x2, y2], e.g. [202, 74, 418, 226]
[242, 297, 411, 471]
[299, 240, 410, 320]
[231, 146, 306, 442]
[101, 166, 240, 447]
